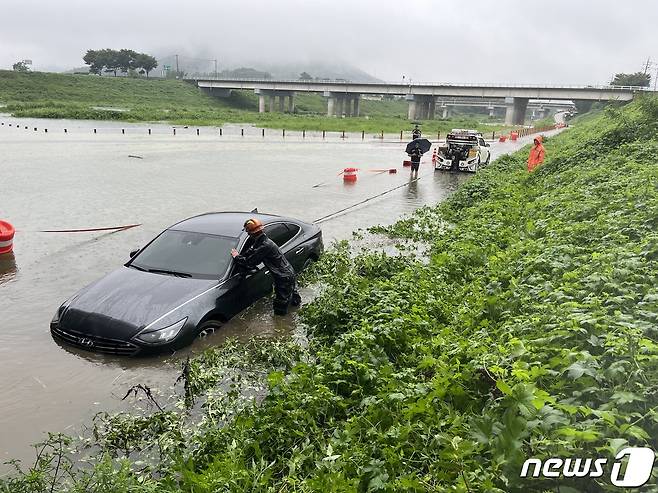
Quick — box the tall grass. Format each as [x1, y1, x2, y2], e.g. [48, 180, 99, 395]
[0, 71, 508, 133]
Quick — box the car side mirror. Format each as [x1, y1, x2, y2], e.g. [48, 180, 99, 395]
[129, 248, 140, 258]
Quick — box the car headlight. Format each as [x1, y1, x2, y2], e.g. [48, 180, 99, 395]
[51, 301, 71, 325]
[135, 318, 187, 344]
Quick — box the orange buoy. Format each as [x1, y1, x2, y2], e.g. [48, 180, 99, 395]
[0, 221, 15, 255]
[389, 168, 397, 174]
[402, 160, 412, 167]
[510, 131, 519, 141]
[498, 135, 507, 142]
[343, 167, 358, 182]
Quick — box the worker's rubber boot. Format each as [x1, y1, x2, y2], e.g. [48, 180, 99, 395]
[291, 291, 302, 307]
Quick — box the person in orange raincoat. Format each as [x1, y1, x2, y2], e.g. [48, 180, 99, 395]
[527, 135, 546, 172]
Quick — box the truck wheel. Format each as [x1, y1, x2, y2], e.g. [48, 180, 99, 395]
[473, 158, 480, 173]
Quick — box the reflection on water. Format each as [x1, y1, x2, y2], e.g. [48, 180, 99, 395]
[0, 252, 17, 284]
[407, 175, 420, 200]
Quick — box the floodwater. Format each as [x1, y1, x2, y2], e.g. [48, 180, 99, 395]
[0, 115, 556, 467]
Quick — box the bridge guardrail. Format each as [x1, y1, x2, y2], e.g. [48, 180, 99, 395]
[190, 77, 653, 92]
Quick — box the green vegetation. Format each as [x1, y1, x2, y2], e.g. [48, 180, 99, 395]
[610, 71, 651, 87]
[12, 61, 30, 73]
[2, 95, 656, 491]
[0, 71, 506, 134]
[83, 49, 158, 77]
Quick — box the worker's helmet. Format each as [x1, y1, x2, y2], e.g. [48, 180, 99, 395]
[243, 218, 264, 235]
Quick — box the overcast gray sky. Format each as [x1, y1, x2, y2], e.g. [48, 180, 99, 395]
[2, 0, 657, 85]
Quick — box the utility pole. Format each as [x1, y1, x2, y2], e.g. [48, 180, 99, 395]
[643, 57, 651, 75]
[214, 59, 217, 78]
[175, 54, 179, 74]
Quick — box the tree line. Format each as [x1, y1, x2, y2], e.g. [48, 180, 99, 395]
[610, 71, 651, 87]
[83, 49, 158, 78]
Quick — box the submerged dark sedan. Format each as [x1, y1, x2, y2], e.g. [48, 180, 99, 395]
[50, 212, 323, 356]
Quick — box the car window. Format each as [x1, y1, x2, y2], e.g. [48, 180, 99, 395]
[286, 223, 301, 240]
[264, 223, 297, 247]
[131, 230, 237, 279]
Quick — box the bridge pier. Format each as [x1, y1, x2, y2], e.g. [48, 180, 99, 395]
[505, 97, 529, 125]
[324, 92, 360, 117]
[255, 89, 295, 113]
[407, 97, 417, 120]
[407, 95, 436, 120]
[441, 105, 452, 119]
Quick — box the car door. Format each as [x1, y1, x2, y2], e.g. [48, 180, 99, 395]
[225, 235, 273, 310]
[263, 222, 304, 269]
[234, 223, 295, 301]
[281, 223, 305, 272]
[478, 137, 490, 163]
[222, 224, 302, 313]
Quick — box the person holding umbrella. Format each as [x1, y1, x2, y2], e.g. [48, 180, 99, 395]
[408, 142, 422, 176]
[405, 137, 432, 177]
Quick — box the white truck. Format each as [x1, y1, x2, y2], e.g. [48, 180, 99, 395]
[434, 129, 491, 173]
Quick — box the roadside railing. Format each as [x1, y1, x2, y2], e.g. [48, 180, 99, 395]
[189, 77, 653, 92]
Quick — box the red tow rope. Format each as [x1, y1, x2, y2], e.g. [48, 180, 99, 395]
[38, 224, 141, 233]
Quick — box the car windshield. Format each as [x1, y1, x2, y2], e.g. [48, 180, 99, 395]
[130, 230, 238, 279]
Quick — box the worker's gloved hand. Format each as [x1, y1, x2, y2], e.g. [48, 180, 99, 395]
[231, 248, 239, 258]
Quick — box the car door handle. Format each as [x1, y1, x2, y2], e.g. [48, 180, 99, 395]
[295, 247, 304, 254]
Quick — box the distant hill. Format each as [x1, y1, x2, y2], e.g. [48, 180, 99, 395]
[258, 62, 384, 83]
[151, 54, 382, 82]
[62, 53, 382, 82]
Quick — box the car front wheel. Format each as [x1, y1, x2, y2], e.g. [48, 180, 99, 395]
[197, 320, 223, 339]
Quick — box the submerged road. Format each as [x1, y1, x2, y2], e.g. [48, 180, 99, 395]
[0, 116, 562, 467]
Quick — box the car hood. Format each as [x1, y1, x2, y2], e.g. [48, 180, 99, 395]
[60, 267, 217, 339]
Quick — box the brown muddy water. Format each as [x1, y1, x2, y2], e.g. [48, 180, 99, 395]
[0, 116, 556, 467]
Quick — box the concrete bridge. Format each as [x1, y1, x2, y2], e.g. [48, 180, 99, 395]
[191, 78, 646, 125]
[433, 98, 577, 119]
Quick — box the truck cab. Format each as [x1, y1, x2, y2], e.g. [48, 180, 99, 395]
[434, 129, 491, 173]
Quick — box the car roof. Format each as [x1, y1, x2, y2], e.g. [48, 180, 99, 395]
[168, 212, 302, 237]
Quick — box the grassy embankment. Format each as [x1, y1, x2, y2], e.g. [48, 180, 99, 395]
[2, 97, 656, 492]
[0, 70, 507, 135]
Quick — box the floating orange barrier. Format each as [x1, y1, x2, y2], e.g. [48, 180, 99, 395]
[343, 167, 358, 182]
[0, 221, 15, 255]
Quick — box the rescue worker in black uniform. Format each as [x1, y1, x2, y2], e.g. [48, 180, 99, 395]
[412, 125, 422, 140]
[231, 218, 301, 315]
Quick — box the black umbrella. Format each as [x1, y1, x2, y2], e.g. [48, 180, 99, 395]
[406, 138, 432, 154]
